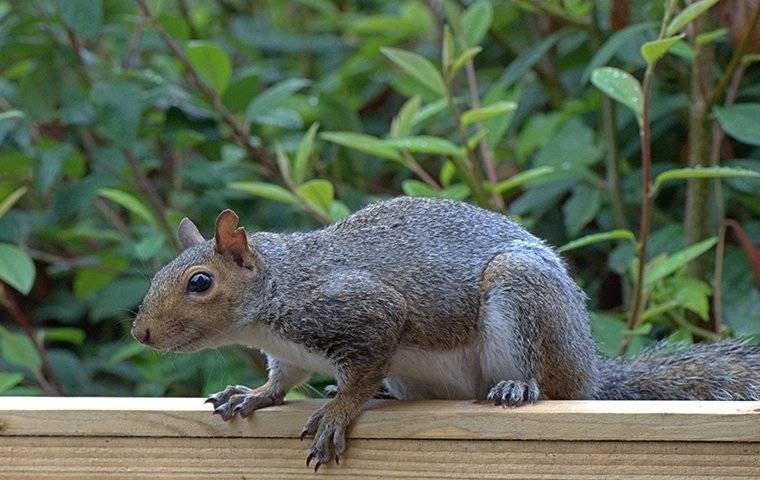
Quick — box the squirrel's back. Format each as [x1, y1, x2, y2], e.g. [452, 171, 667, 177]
[267, 197, 550, 346]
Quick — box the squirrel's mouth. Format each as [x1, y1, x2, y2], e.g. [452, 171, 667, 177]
[164, 334, 204, 353]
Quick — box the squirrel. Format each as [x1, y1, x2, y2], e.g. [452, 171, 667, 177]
[133, 196, 760, 470]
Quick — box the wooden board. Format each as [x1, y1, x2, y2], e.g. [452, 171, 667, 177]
[0, 398, 759, 479]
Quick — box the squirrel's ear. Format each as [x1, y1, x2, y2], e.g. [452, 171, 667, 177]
[178, 218, 205, 249]
[214, 209, 256, 268]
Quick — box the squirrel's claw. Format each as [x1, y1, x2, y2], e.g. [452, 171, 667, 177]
[488, 378, 540, 407]
[208, 386, 283, 421]
[302, 407, 347, 470]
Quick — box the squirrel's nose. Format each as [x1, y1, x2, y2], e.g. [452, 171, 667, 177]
[132, 325, 151, 345]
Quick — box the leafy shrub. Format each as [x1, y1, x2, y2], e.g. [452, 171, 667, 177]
[0, 0, 758, 396]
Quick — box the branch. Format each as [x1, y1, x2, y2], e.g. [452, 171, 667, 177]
[708, 0, 760, 106]
[619, 66, 655, 355]
[134, 0, 276, 177]
[122, 149, 182, 250]
[1, 283, 65, 396]
[135, 0, 332, 225]
[463, 59, 505, 209]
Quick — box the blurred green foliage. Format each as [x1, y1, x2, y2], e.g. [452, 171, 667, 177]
[0, 0, 758, 397]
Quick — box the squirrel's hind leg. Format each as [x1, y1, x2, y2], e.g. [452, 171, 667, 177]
[478, 245, 598, 404]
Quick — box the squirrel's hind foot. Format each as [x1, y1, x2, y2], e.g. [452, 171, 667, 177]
[487, 379, 540, 407]
[301, 405, 348, 471]
[207, 384, 283, 420]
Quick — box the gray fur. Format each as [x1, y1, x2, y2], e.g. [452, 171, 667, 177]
[596, 340, 760, 400]
[137, 196, 760, 467]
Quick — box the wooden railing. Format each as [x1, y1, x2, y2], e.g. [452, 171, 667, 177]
[0, 397, 759, 478]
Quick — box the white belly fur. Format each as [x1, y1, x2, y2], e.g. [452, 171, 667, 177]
[237, 307, 519, 401]
[387, 345, 481, 399]
[238, 323, 335, 375]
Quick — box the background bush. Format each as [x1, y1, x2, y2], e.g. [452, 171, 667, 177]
[0, 0, 758, 397]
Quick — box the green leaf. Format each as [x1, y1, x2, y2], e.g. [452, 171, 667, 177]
[274, 142, 292, 181]
[42, 327, 86, 346]
[563, 185, 601, 236]
[186, 41, 232, 94]
[591, 312, 626, 357]
[135, 234, 166, 261]
[641, 34, 684, 65]
[321, 131, 403, 162]
[245, 78, 310, 123]
[108, 342, 147, 365]
[581, 23, 656, 84]
[449, 47, 482, 78]
[402, 180, 438, 197]
[0, 326, 41, 373]
[381, 47, 446, 97]
[441, 183, 471, 200]
[97, 189, 158, 227]
[384, 136, 464, 157]
[499, 31, 563, 89]
[713, 104, 760, 146]
[56, 0, 102, 38]
[487, 166, 555, 195]
[229, 182, 298, 205]
[591, 67, 643, 118]
[299, 179, 334, 213]
[667, 277, 711, 320]
[666, 0, 721, 36]
[559, 230, 637, 253]
[391, 97, 421, 138]
[328, 201, 351, 222]
[462, 0, 493, 46]
[91, 81, 143, 146]
[653, 166, 760, 193]
[644, 237, 718, 287]
[0, 110, 24, 121]
[293, 123, 320, 184]
[439, 161, 457, 187]
[461, 101, 516, 126]
[535, 118, 604, 170]
[89, 277, 149, 322]
[0, 372, 23, 393]
[0, 244, 35, 294]
[0, 186, 28, 218]
[696, 28, 727, 45]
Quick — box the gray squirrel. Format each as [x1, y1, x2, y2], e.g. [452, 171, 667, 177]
[133, 197, 760, 470]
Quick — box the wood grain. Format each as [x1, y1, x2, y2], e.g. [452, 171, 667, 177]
[0, 437, 759, 479]
[2, 398, 759, 478]
[0, 398, 759, 442]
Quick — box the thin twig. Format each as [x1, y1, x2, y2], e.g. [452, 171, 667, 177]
[402, 152, 441, 191]
[463, 60, 504, 209]
[590, 7, 628, 230]
[519, 0, 591, 30]
[619, 67, 655, 355]
[711, 220, 728, 333]
[135, 0, 331, 225]
[619, 2, 678, 354]
[135, 0, 276, 176]
[1, 283, 65, 396]
[122, 149, 182, 250]
[708, 0, 760, 106]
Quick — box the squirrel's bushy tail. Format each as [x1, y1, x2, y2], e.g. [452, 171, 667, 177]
[595, 340, 760, 400]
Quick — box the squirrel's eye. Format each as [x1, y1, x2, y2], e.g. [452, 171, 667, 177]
[187, 272, 213, 293]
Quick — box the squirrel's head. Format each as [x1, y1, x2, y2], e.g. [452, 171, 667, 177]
[132, 209, 261, 353]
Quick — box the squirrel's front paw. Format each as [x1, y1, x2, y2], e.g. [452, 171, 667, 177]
[207, 385, 283, 421]
[487, 378, 540, 407]
[300, 407, 348, 471]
